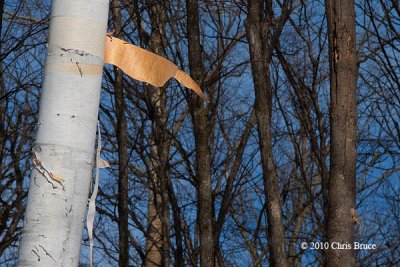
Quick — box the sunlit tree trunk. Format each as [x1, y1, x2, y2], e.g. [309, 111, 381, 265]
[145, 2, 170, 265]
[325, 0, 358, 266]
[18, 0, 109, 266]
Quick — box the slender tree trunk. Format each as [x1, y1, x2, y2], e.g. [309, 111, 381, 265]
[186, 1, 215, 266]
[0, 0, 4, 39]
[111, 1, 130, 265]
[145, 188, 163, 266]
[0, 67, 5, 178]
[145, 98, 170, 267]
[145, 72, 170, 267]
[17, 1, 109, 266]
[145, 2, 170, 265]
[325, 0, 358, 266]
[245, 1, 288, 266]
[0, 0, 5, 158]
[167, 179, 184, 267]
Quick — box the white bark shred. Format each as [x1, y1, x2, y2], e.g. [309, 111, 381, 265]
[86, 122, 109, 267]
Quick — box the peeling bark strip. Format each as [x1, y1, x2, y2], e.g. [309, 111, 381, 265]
[18, 0, 109, 266]
[325, 0, 358, 266]
[103, 36, 208, 101]
[87, 123, 109, 267]
[32, 147, 65, 186]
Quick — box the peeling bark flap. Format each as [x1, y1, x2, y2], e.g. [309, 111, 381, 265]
[104, 36, 208, 101]
[32, 149, 65, 185]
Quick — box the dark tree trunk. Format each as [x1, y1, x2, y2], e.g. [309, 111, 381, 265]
[245, 0, 288, 266]
[186, 1, 215, 266]
[0, 0, 4, 135]
[112, 1, 130, 265]
[0, 0, 4, 39]
[167, 179, 184, 267]
[325, 0, 358, 266]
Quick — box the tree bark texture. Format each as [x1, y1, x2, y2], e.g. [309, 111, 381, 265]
[0, 0, 4, 38]
[186, 0, 215, 266]
[18, 0, 109, 266]
[325, 0, 358, 266]
[144, 2, 171, 266]
[110, 1, 130, 266]
[245, 0, 288, 266]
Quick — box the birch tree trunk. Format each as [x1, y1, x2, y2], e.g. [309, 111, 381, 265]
[18, 0, 109, 266]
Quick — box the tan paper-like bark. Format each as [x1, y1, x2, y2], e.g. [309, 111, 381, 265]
[104, 36, 207, 101]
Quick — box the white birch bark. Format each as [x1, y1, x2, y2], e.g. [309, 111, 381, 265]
[18, 0, 109, 266]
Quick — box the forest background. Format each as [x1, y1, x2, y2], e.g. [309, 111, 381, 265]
[1, 0, 399, 266]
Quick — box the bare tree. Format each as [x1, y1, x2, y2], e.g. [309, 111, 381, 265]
[110, 1, 130, 265]
[325, 0, 358, 266]
[245, 0, 291, 266]
[144, 1, 171, 266]
[185, 0, 215, 265]
[1, 0, 399, 266]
